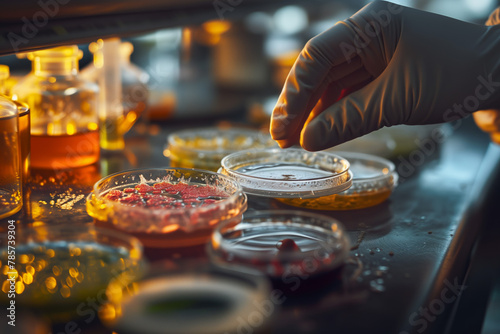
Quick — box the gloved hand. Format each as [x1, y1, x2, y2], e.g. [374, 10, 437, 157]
[270, 1, 500, 151]
[473, 7, 500, 145]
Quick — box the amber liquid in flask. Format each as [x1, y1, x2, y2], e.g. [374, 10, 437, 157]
[31, 130, 99, 169]
[13, 45, 99, 169]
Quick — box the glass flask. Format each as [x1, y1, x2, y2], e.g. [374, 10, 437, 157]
[12, 45, 99, 170]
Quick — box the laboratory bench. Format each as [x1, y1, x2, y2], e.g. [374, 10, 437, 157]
[1, 112, 499, 334]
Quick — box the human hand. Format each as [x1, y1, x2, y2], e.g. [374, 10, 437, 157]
[473, 7, 500, 145]
[270, 1, 500, 150]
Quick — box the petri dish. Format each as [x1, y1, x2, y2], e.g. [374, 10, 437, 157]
[103, 263, 271, 334]
[219, 148, 352, 198]
[0, 225, 144, 322]
[166, 127, 277, 172]
[208, 210, 351, 281]
[86, 168, 247, 249]
[277, 152, 398, 210]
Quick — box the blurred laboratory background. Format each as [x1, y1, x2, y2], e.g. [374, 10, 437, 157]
[1, 0, 499, 125]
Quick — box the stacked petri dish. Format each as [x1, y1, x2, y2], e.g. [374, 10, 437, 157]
[219, 148, 397, 211]
[277, 152, 398, 210]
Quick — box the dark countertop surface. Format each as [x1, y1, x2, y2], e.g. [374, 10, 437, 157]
[1, 115, 499, 334]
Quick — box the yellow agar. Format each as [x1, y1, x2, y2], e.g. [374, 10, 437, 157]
[277, 188, 393, 211]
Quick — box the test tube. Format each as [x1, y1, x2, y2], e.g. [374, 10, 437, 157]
[0, 65, 9, 95]
[0, 96, 22, 219]
[98, 38, 125, 151]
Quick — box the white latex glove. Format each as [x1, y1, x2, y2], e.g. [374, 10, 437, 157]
[473, 7, 500, 144]
[270, 1, 500, 150]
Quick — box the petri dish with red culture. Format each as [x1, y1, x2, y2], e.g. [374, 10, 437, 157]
[86, 168, 247, 249]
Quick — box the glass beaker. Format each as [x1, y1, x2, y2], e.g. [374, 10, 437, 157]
[0, 96, 22, 219]
[12, 45, 99, 170]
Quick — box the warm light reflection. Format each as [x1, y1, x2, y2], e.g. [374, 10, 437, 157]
[161, 224, 180, 233]
[0, 241, 142, 320]
[15, 281, 25, 294]
[67, 123, 77, 135]
[202, 20, 231, 35]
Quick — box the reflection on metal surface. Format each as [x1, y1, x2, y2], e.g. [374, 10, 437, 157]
[25, 165, 101, 224]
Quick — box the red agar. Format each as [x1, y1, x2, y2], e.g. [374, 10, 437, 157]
[103, 181, 228, 209]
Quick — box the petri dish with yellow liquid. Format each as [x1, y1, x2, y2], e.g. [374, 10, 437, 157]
[166, 127, 276, 172]
[277, 152, 398, 210]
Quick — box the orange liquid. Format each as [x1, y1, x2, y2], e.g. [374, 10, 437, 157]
[19, 111, 30, 181]
[31, 130, 99, 169]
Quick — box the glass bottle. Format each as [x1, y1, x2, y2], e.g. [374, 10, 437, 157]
[12, 45, 99, 170]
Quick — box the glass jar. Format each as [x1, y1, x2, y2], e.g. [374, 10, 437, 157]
[12, 45, 99, 169]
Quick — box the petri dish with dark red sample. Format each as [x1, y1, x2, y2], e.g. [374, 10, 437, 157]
[208, 210, 351, 291]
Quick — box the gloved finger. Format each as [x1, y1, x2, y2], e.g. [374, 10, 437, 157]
[486, 7, 500, 25]
[473, 109, 500, 133]
[300, 79, 386, 151]
[270, 22, 362, 142]
[272, 60, 372, 148]
[305, 78, 374, 126]
[275, 82, 344, 148]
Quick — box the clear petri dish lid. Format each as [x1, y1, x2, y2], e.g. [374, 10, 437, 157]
[219, 148, 352, 198]
[333, 151, 398, 194]
[208, 210, 351, 278]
